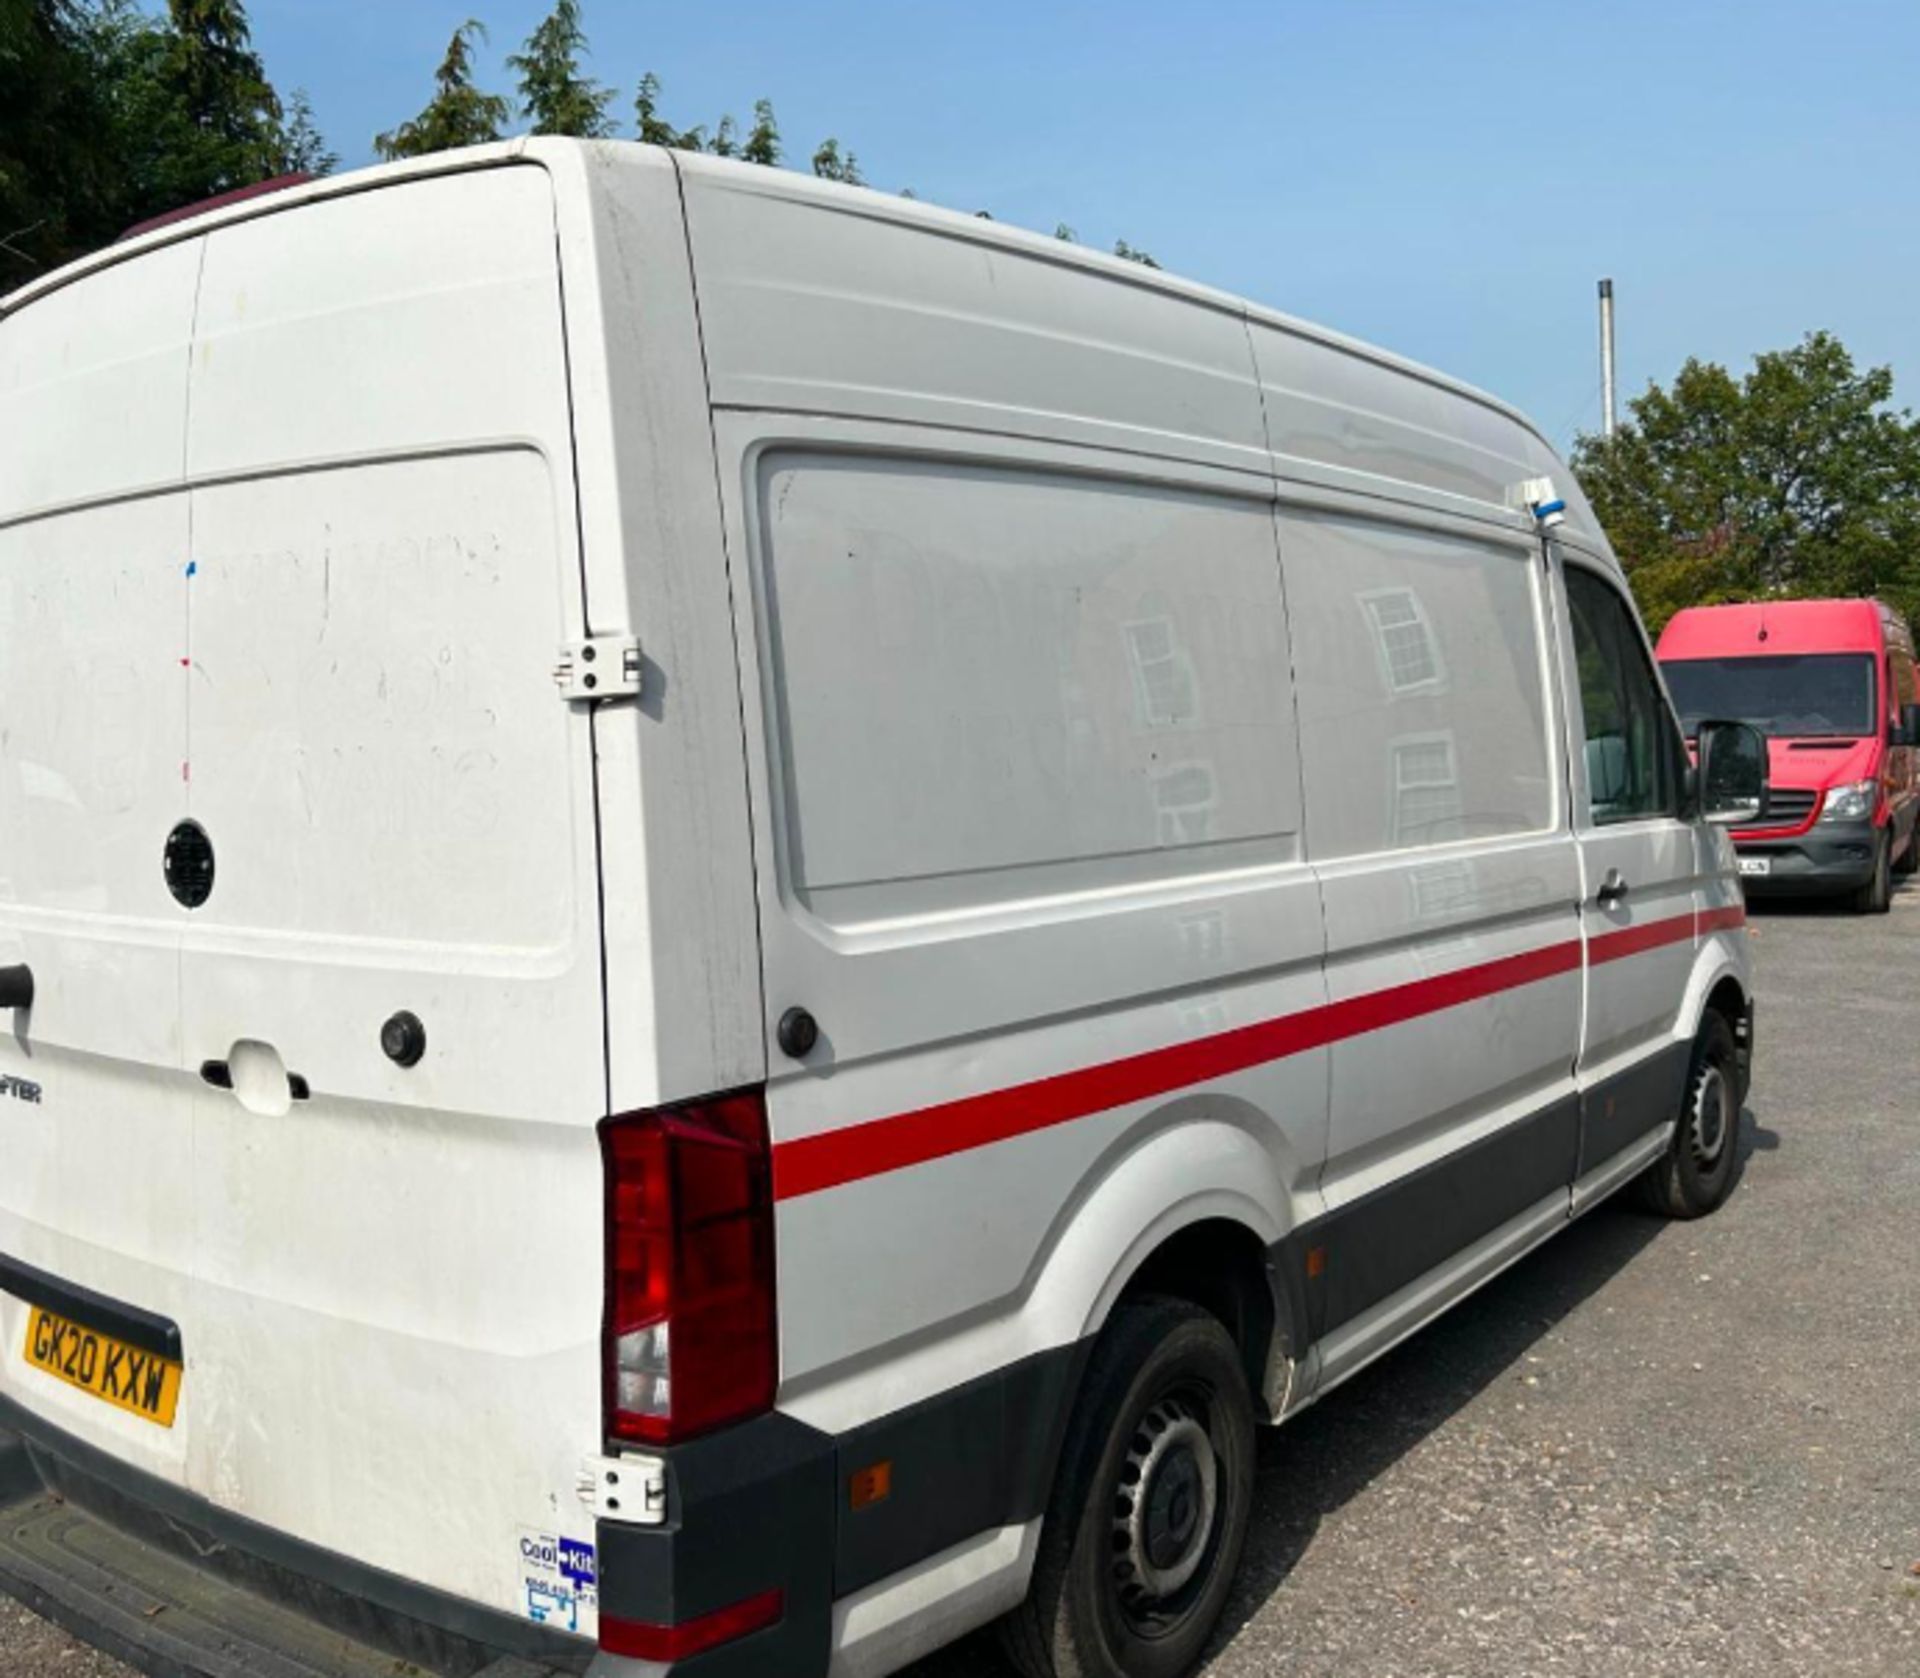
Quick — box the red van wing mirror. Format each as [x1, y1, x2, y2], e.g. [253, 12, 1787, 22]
[1899, 702, 1920, 747]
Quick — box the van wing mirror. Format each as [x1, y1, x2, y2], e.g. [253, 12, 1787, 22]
[1900, 702, 1920, 747]
[1697, 719, 1768, 826]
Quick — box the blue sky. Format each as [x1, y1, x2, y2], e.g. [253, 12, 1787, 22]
[248, 0, 1920, 451]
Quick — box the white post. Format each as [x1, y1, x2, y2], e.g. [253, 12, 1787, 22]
[1599, 278, 1617, 438]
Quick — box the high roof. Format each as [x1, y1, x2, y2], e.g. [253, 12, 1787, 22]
[4, 137, 1607, 554]
[1657, 598, 1910, 659]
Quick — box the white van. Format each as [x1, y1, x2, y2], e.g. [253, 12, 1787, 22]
[0, 141, 1764, 1678]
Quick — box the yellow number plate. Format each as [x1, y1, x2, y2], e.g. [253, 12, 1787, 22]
[23, 1307, 182, 1428]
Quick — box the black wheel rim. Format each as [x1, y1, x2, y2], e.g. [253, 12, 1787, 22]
[1688, 1059, 1732, 1171]
[1108, 1377, 1231, 1640]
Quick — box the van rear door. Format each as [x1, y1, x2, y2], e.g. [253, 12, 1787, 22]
[0, 239, 204, 1486]
[1, 163, 611, 1634]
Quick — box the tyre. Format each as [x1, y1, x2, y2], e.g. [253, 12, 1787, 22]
[1635, 1011, 1741, 1219]
[999, 1296, 1256, 1678]
[1850, 831, 1892, 913]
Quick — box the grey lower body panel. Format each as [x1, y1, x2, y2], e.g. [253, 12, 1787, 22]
[1286, 1092, 1582, 1339]
[1577, 1041, 1691, 1178]
[0, 1394, 588, 1678]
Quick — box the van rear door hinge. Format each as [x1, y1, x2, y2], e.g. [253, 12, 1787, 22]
[577, 1451, 667, 1526]
[554, 634, 643, 703]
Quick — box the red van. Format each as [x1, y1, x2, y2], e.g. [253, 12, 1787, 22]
[1656, 599, 1920, 911]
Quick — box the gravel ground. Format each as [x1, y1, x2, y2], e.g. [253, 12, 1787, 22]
[0, 1597, 132, 1677]
[5, 887, 1917, 1676]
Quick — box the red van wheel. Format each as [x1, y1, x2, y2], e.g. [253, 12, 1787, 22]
[1851, 832, 1892, 914]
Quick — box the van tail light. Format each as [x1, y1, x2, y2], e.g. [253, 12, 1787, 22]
[601, 1089, 776, 1445]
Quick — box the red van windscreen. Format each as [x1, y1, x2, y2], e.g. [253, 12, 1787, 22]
[1663, 654, 1876, 738]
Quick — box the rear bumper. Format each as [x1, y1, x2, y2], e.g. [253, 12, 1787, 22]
[0, 1393, 842, 1678]
[0, 1391, 594, 1677]
[1735, 820, 1878, 894]
[594, 1414, 836, 1676]
[0, 1331, 1080, 1678]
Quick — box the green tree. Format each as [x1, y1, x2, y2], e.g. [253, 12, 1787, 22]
[632, 71, 678, 146]
[810, 137, 862, 185]
[508, 0, 612, 139]
[3, 0, 333, 278]
[276, 88, 337, 175]
[1112, 238, 1159, 268]
[101, 0, 294, 214]
[0, 0, 120, 275]
[739, 98, 780, 166]
[157, 0, 284, 187]
[1572, 332, 1920, 633]
[374, 19, 509, 160]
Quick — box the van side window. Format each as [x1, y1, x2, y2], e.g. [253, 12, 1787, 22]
[1565, 568, 1678, 825]
[753, 454, 1304, 921]
[1280, 512, 1554, 860]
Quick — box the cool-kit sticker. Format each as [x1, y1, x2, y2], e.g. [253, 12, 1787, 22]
[519, 1527, 598, 1637]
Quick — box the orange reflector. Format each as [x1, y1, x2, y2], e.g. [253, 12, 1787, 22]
[849, 1460, 893, 1510]
[1306, 1246, 1327, 1280]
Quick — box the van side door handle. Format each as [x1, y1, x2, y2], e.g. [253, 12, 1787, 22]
[1595, 870, 1630, 905]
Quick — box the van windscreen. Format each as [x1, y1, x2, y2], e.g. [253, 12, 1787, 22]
[1661, 653, 1876, 739]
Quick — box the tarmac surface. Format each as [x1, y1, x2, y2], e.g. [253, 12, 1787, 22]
[911, 887, 1920, 1676]
[5, 887, 1917, 1676]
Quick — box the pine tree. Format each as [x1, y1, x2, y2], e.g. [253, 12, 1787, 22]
[119, 0, 288, 207]
[3, 0, 328, 274]
[277, 89, 337, 175]
[0, 0, 119, 275]
[739, 99, 780, 166]
[374, 20, 509, 160]
[508, 0, 613, 139]
[633, 71, 679, 147]
[811, 137, 862, 186]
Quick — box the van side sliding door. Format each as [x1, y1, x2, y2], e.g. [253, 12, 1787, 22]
[1281, 506, 1583, 1390]
[1556, 557, 1700, 1191]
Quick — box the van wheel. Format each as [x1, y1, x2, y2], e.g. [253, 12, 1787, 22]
[999, 1296, 1255, 1678]
[1851, 832, 1892, 914]
[1634, 1012, 1741, 1219]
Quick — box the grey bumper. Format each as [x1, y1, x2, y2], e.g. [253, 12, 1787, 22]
[1735, 821, 1878, 894]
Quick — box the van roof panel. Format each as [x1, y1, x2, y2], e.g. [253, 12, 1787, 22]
[1657, 598, 1906, 659]
[5, 138, 1608, 554]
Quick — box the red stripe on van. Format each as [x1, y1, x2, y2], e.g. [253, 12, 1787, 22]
[1588, 914, 1696, 965]
[771, 907, 1731, 1200]
[1697, 904, 1747, 935]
